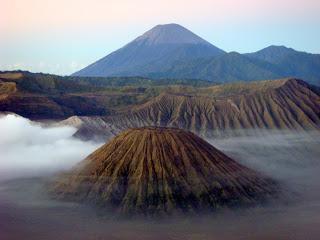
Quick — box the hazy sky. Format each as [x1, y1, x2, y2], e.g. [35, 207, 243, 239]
[1, 0, 320, 75]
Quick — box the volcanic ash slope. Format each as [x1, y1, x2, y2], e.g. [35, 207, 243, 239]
[52, 127, 278, 216]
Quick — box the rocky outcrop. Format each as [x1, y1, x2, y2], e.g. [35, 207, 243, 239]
[56, 116, 120, 141]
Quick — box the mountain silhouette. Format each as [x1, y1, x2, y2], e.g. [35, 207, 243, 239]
[73, 24, 224, 77]
[73, 25, 320, 85]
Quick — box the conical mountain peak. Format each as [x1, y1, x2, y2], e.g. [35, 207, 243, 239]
[52, 127, 277, 216]
[134, 23, 211, 45]
[72, 23, 224, 77]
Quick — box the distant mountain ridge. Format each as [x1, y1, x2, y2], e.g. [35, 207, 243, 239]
[148, 46, 320, 85]
[245, 45, 298, 63]
[73, 24, 320, 85]
[151, 52, 283, 82]
[246, 45, 320, 85]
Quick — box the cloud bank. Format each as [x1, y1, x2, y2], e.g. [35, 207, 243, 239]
[0, 114, 101, 181]
[1, 127, 320, 239]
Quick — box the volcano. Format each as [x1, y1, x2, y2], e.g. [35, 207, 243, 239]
[72, 23, 224, 77]
[53, 127, 277, 216]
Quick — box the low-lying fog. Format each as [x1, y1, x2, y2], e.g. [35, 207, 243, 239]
[1, 114, 320, 240]
[0, 114, 101, 181]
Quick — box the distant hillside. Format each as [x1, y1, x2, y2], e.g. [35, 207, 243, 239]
[0, 71, 215, 119]
[107, 78, 320, 135]
[0, 71, 100, 94]
[246, 45, 298, 63]
[150, 52, 282, 83]
[246, 46, 320, 85]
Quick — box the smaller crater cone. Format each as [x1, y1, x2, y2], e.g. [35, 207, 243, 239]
[52, 127, 277, 216]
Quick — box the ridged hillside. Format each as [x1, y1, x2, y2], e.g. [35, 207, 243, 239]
[56, 116, 120, 141]
[52, 127, 277, 216]
[106, 79, 320, 137]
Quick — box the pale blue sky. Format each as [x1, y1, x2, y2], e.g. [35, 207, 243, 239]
[1, 0, 319, 75]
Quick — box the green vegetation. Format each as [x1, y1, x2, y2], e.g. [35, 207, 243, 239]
[0, 71, 216, 119]
[0, 71, 318, 124]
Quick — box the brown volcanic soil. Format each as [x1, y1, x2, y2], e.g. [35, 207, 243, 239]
[107, 78, 320, 136]
[53, 78, 320, 141]
[52, 127, 277, 216]
[0, 72, 155, 119]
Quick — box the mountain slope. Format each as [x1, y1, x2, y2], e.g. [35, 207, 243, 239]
[52, 127, 277, 216]
[56, 116, 120, 141]
[0, 72, 114, 119]
[0, 71, 164, 119]
[105, 79, 320, 136]
[246, 45, 298, 63]
[72, 24, 225, 77]
[246, 46, 320, 85]
[152, 47, 320, 85]
[0, 71, 218, 119]
[151, 52, 283, 82]
[60, 78, 320, 140]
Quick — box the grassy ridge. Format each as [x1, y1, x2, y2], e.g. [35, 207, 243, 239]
[0, 71, 216, 119]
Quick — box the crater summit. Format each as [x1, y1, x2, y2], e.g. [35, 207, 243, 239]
[134, 23, 212, 45]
